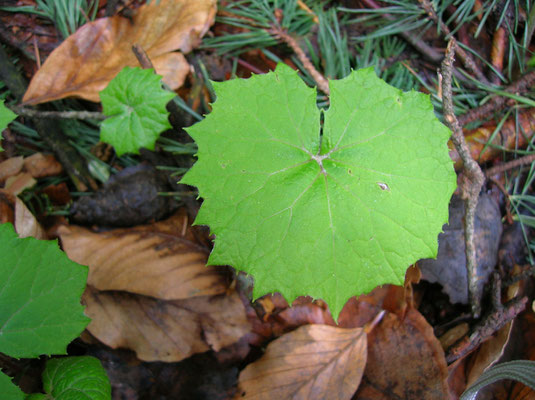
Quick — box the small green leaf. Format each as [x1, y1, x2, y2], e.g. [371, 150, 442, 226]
[38, 356, 111, 400]
[182, 63, 456, 321]
[0, 223, 90, 358]
[0, 371, 25, 400]
[0, 100, 17, 152]
[99, 67, 175, 156]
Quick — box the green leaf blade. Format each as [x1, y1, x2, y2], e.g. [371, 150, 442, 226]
[0, 223, 90, 358]
[42, 356, 111, 400]
[0, 372, 25, 400]
[182, 63, 456, 321]
[0, 100, 17, 151]
[99, 67, 175, 156]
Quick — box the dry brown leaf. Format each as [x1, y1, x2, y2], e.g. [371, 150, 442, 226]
[14, 197, 46, 239]
[23, 152, 63, 178]
[0, 156, 24, 183]
[58, 211, 227, 300]
[4, 172, 36, 195]
[83, 285, 250, 362]
[22, 0, 216, 104]
[354, 308, 451, 400]
[235, 324, 367, 400]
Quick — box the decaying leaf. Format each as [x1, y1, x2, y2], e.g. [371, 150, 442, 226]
[58, 210, 227, 300]
[235, 324, 367, 400]
[354, 309, 451, 400]
[22, 0, 217, 104]
[83, 286, 250, 362]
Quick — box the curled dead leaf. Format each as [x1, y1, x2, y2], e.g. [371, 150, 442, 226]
[83, 285, 249, 362]
[235, 324, 367, 400]
[58, 210, 228, 300]
[22, 0, 217, 104]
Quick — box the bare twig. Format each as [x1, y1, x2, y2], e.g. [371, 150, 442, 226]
[446, 296, 527, 363]
[268, 25, 330, 95]
[441, 39, 486, 317]
[459, 70, 535, 126]
[485, 153, 535, 177]
[132, 44, 155, 69]
[10, 107, 106, 121]
[419, 0, 490, 85]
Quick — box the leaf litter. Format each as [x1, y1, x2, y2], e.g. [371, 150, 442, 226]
[1, 0, 535, 399]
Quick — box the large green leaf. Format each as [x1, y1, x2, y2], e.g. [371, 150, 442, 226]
[0, 223, 90, 358]
[0, 372, 25, 400]
[182, 63, 456, 320]
[99, 67, 175, 156]
[0, 100, 17, 151]
[31, 356, 111, 400]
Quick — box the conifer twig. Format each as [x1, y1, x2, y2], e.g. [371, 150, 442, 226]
[441, 39, 485, 318]
[10, 107, 106, 121]
[419, 0, 490, 85]
[485, 153, 535, 177]
[269, 25, 330, 95]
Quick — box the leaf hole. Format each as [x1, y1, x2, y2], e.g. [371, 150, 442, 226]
[348, 168, 352, 175]
[220, 163, 227, 169]
[377, 182, 389, 191]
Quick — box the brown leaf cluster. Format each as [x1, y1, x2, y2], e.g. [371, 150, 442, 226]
[22, 0, 217, 104]
[58, 210, 250, 363]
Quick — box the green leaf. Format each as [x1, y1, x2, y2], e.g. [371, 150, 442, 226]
[182, 63, 456, 321]
[36, 356, 111, 400]
[0, 100, 17, 151]
[0, 371, 25, 400]
[0, 223, 90, 358]
[99, 67, 175, 156]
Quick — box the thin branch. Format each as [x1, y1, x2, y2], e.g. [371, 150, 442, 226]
[269, 25, 330, 95]
[10, 106, 106, 121]
[441, 39, 486, 318]
[419, 0, 490, 85]
[485, 153, 535, 177]
[459, 70, 535, 126]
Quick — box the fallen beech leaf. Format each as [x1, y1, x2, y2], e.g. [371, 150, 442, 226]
[23, 152, 63, 178]
[451, 109, 535, 167]
[83, 286, 249, 362]
[14, 197, 46, 239]
[235, 324, 367, 400]
[58, 211, 227, 300]
[4, 172, 36, 195]
[0, 156, 24, 183]
[22, 0, 216, 104]
[354, 309, 451, 400]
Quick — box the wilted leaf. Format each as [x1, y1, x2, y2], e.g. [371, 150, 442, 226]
[354, 308, 450, 400]
[22, 0, 217, 104]
[83, 286, 249, 362]
[99, 67, 176, 155]
[235, 324, 367, 400]
[58, 211, 227, 300]
[14, 197, 46, 239]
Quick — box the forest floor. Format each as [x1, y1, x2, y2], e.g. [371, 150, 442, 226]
[0, 0, 535, 399]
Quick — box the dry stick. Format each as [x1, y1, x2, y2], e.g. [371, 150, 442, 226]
[459, 69, 535, 126]
[10, 107, 106, 121]
[485, 153, 535, 177]
[442, 39, 486, 318]
[419, 0, 490, 85]
[268, 26, 330, 95]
